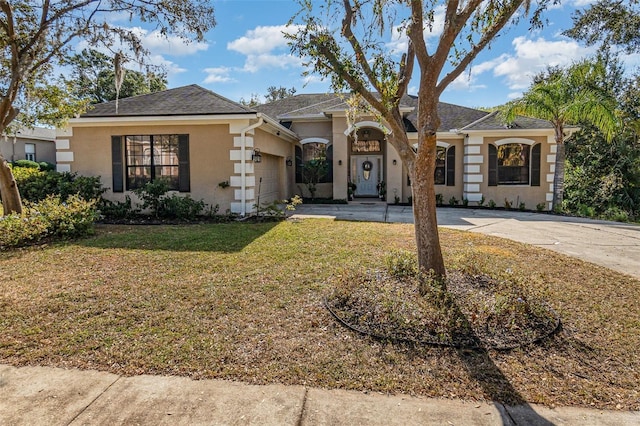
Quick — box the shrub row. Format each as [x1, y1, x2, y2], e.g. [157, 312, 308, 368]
[0, 195, 98, 249]
[11, 165, 105, 203]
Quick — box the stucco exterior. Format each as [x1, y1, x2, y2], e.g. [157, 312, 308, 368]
[57, 117, 297, 215]
[1, 127, 56, 164]
[57, 85, 562, 215]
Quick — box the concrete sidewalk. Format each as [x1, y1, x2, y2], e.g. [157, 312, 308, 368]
[291, 203, 640, 279]
[1, 364, 638, 425]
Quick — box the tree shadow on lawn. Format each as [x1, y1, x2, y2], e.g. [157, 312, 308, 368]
[80, 222, 280, 253]
[336, 293, 557, 425]
[445, 300, 555, 425]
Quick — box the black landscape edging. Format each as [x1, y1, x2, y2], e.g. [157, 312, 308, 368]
[323, 297, 562, 351]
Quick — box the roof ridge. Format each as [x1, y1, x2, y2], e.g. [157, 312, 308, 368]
[280, 94, 342, 115]
[191, 85, 256, 113]
[459, 110, 496, 131]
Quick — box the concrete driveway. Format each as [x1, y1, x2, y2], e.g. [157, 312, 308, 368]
[291, 204, 640, 280]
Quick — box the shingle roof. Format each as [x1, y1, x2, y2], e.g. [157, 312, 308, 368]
[460, 110, 554, 131]
[81, 86, 555, 133]
[81, 85, 255, 117]
[256, 93, 495, 132]
[254, 94, 346, 119]
[399, 95, 491, 132]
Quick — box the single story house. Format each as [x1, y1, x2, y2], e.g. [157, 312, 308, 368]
[56, 84, 562, 214]
[2, 126, 56, 164]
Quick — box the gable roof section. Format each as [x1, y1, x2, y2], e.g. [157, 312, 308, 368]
[400, 95, 490, 132]
[460, 110, 554, 131]
[81, 85, 255, 117]
[254, 94, 346, 119]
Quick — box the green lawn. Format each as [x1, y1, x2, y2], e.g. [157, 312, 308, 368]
[1, 220, 638, 410]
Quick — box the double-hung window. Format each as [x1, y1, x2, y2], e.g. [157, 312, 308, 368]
[25, 143, 36, 162]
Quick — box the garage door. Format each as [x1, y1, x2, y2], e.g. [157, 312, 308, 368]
[254, 154, 281, 206]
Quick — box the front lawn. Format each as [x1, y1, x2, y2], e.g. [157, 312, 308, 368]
[0, 220, 638, 410]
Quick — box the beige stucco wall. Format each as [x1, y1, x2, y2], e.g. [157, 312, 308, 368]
[478, 135, 552, 210]
[290, 121, 333, 141]
[60, 122, 295, 214]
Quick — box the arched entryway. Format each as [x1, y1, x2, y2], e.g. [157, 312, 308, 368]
[345, 122, 390, 198]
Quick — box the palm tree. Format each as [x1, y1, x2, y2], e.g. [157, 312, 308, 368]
[502, 60, 618, 209]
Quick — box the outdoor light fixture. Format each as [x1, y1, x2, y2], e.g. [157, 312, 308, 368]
[393, 159, 397, 165]
[286, 156, 293, 167]
[252, 148, 262, 163]
[363, 129, 370, 138]
[338, 160, 342, 166]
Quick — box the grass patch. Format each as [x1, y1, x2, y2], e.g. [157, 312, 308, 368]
[0, 220, 639, 410]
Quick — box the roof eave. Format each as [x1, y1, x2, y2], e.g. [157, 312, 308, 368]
[68, 113, 261, 127]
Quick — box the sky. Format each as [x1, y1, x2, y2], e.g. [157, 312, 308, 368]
[97, 0, 638, 109]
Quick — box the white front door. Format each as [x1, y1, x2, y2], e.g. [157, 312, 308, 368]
[351, 155, 383, 197]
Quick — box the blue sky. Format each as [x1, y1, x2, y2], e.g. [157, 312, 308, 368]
[101, 0, 638, 109]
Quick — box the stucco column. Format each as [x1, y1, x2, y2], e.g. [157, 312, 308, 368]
[386, 143, 402, 204]
[463, 134, 484, 203]
[333, 118, 349, 200]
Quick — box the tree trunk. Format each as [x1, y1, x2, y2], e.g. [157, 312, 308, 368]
[411, 133, 446, 282]
[0, 154, 22, 215]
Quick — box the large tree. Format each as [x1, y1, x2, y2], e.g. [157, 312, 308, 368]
[0, 0, 215, 215]
[564, 0, 640, 54]
[62, 49, 167, 104]
[288, 0, 550, 280]
[502, 60, 618, 209]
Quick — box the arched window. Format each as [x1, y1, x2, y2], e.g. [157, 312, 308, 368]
[489, 142, 540, 186]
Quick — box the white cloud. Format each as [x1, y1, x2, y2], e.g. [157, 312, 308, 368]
[75, 25, 208, 78]
[203, 67, 235, 84]
[493, 36, 594, 89]
[387, 5, 444, 55]
[243, 54, 302, 73]
[571, 0, 598, 7]
[450, 36, 595, 94]
[147, 54, 187, 75]
[130, 27, 209, 56]
[424, 5, 446, 41]
[387, 25, 409, 56]
[228, 25, 298, 55]
[227, 25, 303, 73]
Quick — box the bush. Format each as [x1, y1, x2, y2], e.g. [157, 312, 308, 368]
[0, 214, 49, 248]
[132, 180, 207, 220]
[32, 195, 99, 238]
[38, 162, 56, 171]
[12, 159, 40, 169]
[99, 196, 138, 219]
[10, 164, 44, 182]
[133, 180, 171, 217]
[0, 195, 98, 249]
[14, 169, 105, 203]
[603, 206, 630, 222]
[159, 195, 205, 219]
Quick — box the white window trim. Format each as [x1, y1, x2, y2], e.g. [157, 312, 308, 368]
[494, 137, 535, 146]
[412, 141, 450, 150]
[343, 121, 391, 136]
[300, 137, 329, 145]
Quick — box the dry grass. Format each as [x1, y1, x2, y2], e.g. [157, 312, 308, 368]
[0, 219, 639, 410]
